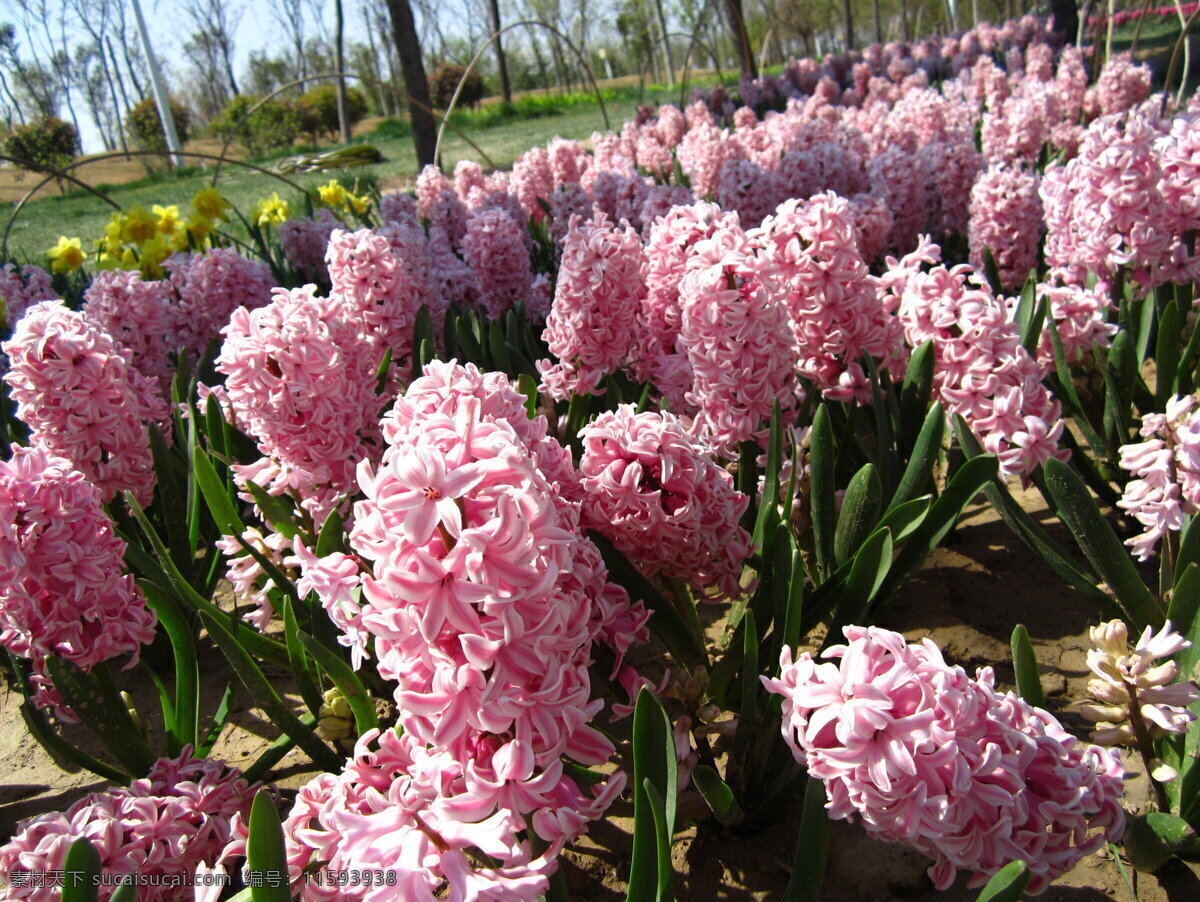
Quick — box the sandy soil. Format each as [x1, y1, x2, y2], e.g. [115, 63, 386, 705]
[2, 485, 1198, 899]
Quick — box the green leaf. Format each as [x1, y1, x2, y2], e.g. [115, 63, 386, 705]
[691, 765, 744, 826]
[1042, 458, 1162, 630]
[192, 444, 243, 538]
[891, 403, 944, 509]
[247, 791, 293, 902]
[783, 775, 830, 902]
[781, 547, 806, 656]
[280, 593, 323, 718]
[900, 340, 935, 440]
[315, 509, 347, 557]
[141, 580, 199, 751]
[243, 481, 302, 541]
[834, 463, 882, 567]
[45, 658, 156, 777]
[1169, 563, 1200, 820]
[198, 681, 235, 757]
[488, 320, 512, 372]
[732, 610, 761, 769]
[981, 246, 1003, 294]
[875, 495, 931, 544]
[1010, 624, 1046, 710]
[298, 632, 379, 735]
[753, 403, 784, 554]
[108, 885, 138, 902]
[148, 423, 192, 574]
[374, 346, 393, 395]
[827, 528, 893, 643]
[876, 456, 998, 605]
[62, 837, 101, 902]
[1125, 812, 1200, 873]
[1157, 301, 1181, 405]
[517, 373, 539, 418]
[810, 405, 835, 581]
[589, 531, 706, 671]
[952, 416, 1113, 613]
[628, 688, 677, 902]
[973, 860, 1031, 902]
[197, 608, 343, 773]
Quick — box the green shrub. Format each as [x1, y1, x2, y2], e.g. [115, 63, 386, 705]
[125, 97, 192, 154]
[211, 94, 300, 157]
[296, 84, 369, 141]
[429, 63, 485, 109]
[3, 117, 78, 174]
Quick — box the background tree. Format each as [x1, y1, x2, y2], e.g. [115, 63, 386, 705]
[384, 0, 437, 166]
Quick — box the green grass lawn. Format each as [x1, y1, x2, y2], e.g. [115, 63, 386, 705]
[3, 82, 700, 263]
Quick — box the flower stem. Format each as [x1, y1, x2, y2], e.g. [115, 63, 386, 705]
[1126, 679, 1171, 812]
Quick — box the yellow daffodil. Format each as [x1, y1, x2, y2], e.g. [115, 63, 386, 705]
[317, 180, 346, 207]
[102, 216, 124, 254]
[48, 236, 85, 274]
[346, 192, 370, 216]
[153, 204, 181, 236]
[192, 186, 231, 222]
[122, 205, 158, 245]
[139, 234, 171, 277]
[250, 192, 289, 228]
[185, 211, 215, 245]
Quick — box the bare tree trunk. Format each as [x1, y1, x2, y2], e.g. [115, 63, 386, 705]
[723, 0, 757, 76]
[384, 0, 437, 167]
[1049, 0, 1080, 44]
[874, 0, 883, 43]
[487, 0, 513, 103]
[529, 31, 551, 92]
[362, 5, 391, 115]
[843, 0, 855, 50]
[334, 0, 351, 142]
[654, 0, 676, 84]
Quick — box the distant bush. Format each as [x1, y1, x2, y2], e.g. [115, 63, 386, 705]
[296, 84, 369, 142]
[125, 97, 192, 154]
[429, 63, 485, 109]
[211, 94, 300, 157]
[3, 117, 78, 174]
[364, 117, 412, 141]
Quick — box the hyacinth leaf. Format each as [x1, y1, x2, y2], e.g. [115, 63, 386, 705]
[297, 632, 379, 735]
[108, 885, 137, 902]
[772, 525, 801, 658]
[247, 791, 293, 902]
[1124, 813, 1200, 873]
[62, 837, 101, 902]
[45, 658, 157, 778]
[951, 416, 1113, 612]
[412, 305, 434, 365]
[18, 695, 128, 782]
[204, 392, 229, 460]
[863, 356, 897, 500]
[876, 456, 997, 605]
[122, 498, 290, 668]
[198, 608, 343, 773]
[488, 320, 512, 373]
[373, 346, 393, 396]
[589, 532, 706, 671]
[148, 423, 192, 575]
[1097, 341, 1134, 456]
[826, 528, 893, 647]
[692, 765, 745, 827]
[973, 860, 1030, 902]
[455, 316, 482, 363]
[900, 339, 935, 441]
[628, 687, 677, 902]
[753, 403, 784, 554]
[240, 714, 317, 786]
[517, 373, 539, 419]
[810, 405, 836, 581]
[1177, 518, 1200, 587]
[280, 594, 323, 718]
[1044, 318, 1108, 458]
[737, 439, 760, 533]
[783, 775, 830, 902]
[1042, 458, 1162, 630]
[890, 403, 944, 510]
[315, 508, 347, 557]
[980, 246, 1003, 295]
[876, 495, 931, 543]
[733, 610, 761, 770]
[1137, 293, 1158, 366]
[1157, 301, 1182, 406]
[198, 682, 235, 758]
[140, 580, 199, 752]
[245, 480, 304, 541]
[193, 444, 244, 539]
[1178, 309, 1200, 395]
[1167, 563, 1200, 822]
[185, 402, 204, 561]
[1009, 624, 1046, 710]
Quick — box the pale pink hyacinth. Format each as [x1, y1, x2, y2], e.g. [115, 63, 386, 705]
[1081, 619, 1199, 754]
[0, 751, 253, 902]
[216, 285, 382, 523]
[214, 525, 294, 632]
[538, 211, 646, 400]
[1117, 395, 1200, 560]
[1083, 53, 1153, 121]
[279, 208, 340, 283]
[325, 224, 437, 375]
[636, 202, 739, 412]
[678, 219, 801, 455]
[510, 146, 555, 223]
[763, 626, 1126, 894]
[881, 239, 1065, 481]
[1032, 278, 1117, 367]
[757, 193, 907, 403]
[3, 301, 170, 505]
[461, 206, 533, 320]
[968, 164, 1043, 293]
[0, 263, 55, 333]
[578, 405, 752, 601]
[165, 248, 275, 362]
[81, 268, 176, 390]
[0, 443, 155, 716]
[379, 190, 418, 226]
[293, 363, 644, 896]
